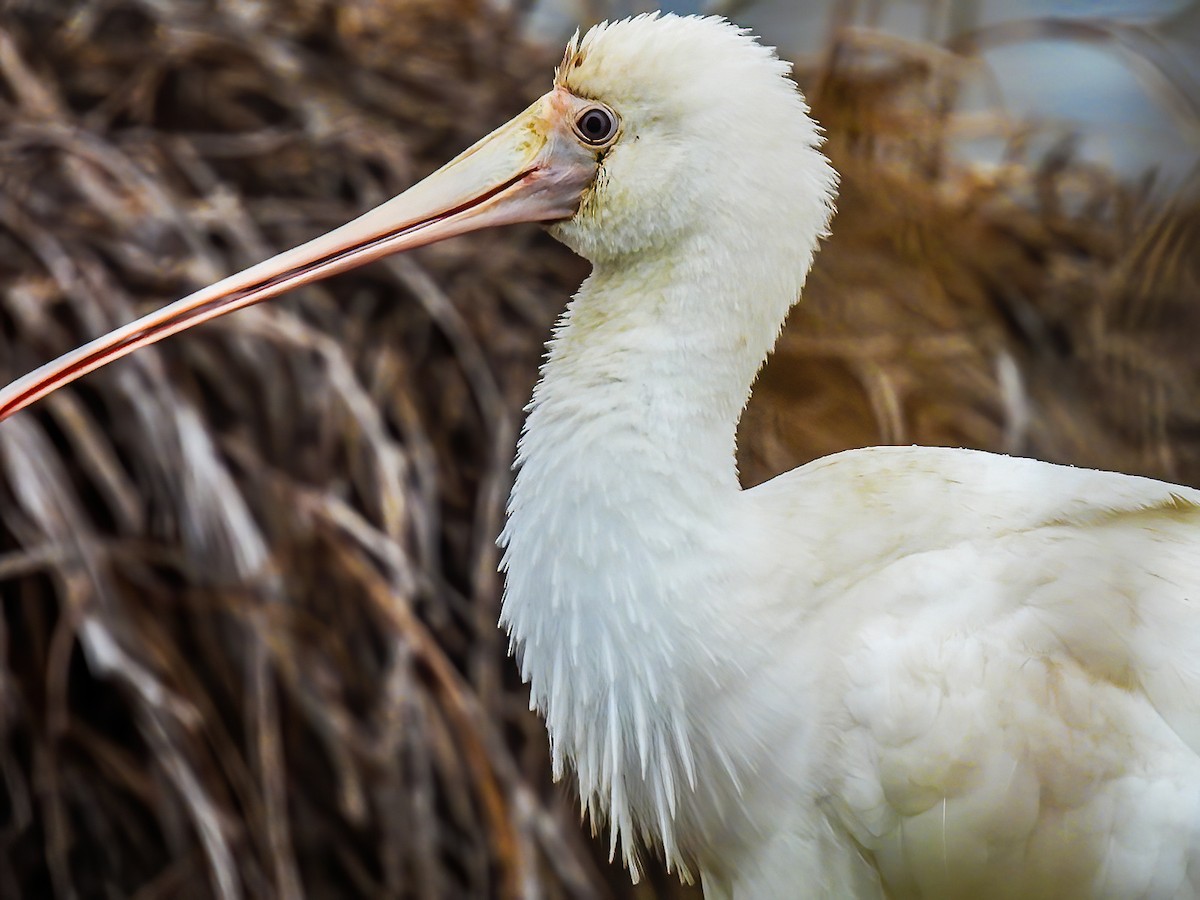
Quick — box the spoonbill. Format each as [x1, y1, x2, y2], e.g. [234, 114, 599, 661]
[2, 12, 1199, 899]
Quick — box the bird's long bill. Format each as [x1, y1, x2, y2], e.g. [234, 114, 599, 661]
[0, 93, 593, 422]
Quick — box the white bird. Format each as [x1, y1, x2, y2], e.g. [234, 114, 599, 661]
[2, 12, 1199, 899]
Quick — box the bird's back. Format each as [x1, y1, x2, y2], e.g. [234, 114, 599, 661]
[739, 446, 1200, 898]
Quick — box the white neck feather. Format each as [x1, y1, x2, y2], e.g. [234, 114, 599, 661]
[499, 232, 805, 877]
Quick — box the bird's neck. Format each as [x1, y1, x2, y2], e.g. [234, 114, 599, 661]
[499, 241, 798, 874]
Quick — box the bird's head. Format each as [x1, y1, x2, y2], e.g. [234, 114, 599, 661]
[545, 14, 837, 266]
[0, 13, 837, 421]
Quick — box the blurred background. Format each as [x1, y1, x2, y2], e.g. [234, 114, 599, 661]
[0, 0, 1196, 897]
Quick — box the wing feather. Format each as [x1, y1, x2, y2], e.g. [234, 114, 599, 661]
[749, 446, 1200, 896]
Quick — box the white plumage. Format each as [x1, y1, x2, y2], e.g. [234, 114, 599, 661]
[1, 11, 1198, 899]
[503, 16, 1200, 897]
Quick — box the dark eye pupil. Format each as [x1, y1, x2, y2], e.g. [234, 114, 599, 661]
[580, 109, 611, 142]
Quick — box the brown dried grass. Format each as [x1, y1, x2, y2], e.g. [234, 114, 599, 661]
[0, 2, 1196, 899]
[744, 28, 1200, 489]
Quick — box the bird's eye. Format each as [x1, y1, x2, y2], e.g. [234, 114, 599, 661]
[574, 106, 618, 146]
